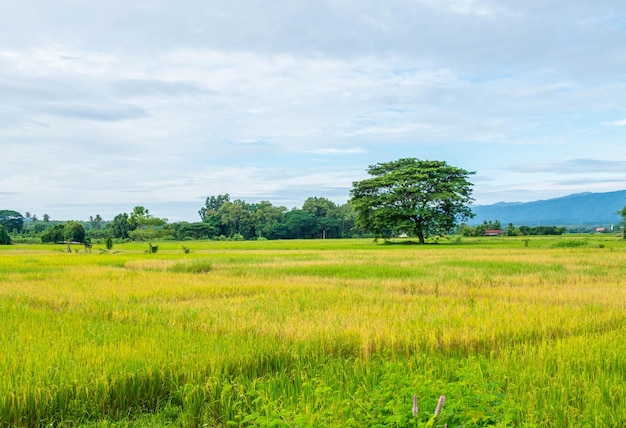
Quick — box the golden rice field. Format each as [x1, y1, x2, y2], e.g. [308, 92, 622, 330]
[1, 236, 625, 427]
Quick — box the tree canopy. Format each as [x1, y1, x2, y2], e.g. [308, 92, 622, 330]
[128, 206, 169, 242]
[350, 158, 475, 244]
[0, 210, 24, 233]
[195, 195, 355, 240]
[64, 221, 86, 243]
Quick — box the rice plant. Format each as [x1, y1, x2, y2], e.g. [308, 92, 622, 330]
[0, 237, 625, 426]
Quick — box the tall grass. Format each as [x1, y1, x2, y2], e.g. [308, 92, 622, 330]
[0, 237, 625, 426]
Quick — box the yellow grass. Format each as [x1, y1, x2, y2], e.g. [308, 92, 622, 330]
[0, 238, 625, 426]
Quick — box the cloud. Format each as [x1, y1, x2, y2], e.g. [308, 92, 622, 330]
[45, 104, 149, 121]
[2, 1, 626, 220]
[111, 79, 213, 99]
[513, 159, 626, 174]
[606, 118, 626, 126]
[306, 148, 367, 155]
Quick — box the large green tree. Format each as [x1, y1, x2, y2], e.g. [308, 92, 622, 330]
[128, 206, 169, 242]
[218, 199, 253, 238]
[0, 210, 24, 233]
[108, 213, 133, 239]
[250, 201, 287, 239]
[284, 210, 318, 239]
[199, 194, 231, 220]
[350, 158, 475, 244]
[64, 221, 86, 242]
[302, 197, 341, 238]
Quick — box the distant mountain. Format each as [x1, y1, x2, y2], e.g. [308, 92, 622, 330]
[470, 190, 626, 226]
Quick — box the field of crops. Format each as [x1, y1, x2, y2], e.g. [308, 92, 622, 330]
[1, 236, 625, 427]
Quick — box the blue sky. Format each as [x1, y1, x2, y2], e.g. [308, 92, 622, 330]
[2, 0, 626, 222]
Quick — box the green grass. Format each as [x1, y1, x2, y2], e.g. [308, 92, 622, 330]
[0, 236, 625, 426]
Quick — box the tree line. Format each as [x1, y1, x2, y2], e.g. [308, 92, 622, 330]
[3, 158, 624, 245]
[0, 159, 480, 244]
[1, 196, 360, 244]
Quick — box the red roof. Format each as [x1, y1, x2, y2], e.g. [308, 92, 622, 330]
[484, 229, 503, 235]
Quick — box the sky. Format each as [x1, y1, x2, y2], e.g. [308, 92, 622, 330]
[2, 0, 626, 222]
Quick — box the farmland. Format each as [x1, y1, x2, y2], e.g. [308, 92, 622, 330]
[1, 236, 625, 427]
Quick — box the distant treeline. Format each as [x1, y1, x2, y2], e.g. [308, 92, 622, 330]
[459, 220, 569, 236]
[3, 196, 361, 243]
[1, 203, 615, 245]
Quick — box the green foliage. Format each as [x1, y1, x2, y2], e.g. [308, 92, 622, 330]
[64, 221, 86, 242]
[218, 199, 253, 238]
[618, 205, 626, 240]
[89, 214, 104, 230]
[196, 194, 354, 240]
[459, 220, 503, 237]
[0, 225, 11, 245]
[518, 225, 566, 235]
[0, 210, 24, 233]
[105, 237, 114, 250]
[284, 209, 318, 239]
[128, 207, 170, 242]
[350, 158, 475, 244]
[267, 222, 289, 240]
[109, 213, 133, 239]
[174, 222, 216, 240]
[198, 194, 231, 220]
[302, 196, 337, 218]
[250, 200, 288, 239]
[40, 224, 65, 243]
[303, 197, 343, 238]
[551, 239, 588, 248]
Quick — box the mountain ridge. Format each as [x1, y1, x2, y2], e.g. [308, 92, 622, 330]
[469, 190, 626, 226]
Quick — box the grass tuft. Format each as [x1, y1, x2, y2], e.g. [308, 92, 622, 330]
[551, 239, 588, 248]
[168, 259, 213, 274]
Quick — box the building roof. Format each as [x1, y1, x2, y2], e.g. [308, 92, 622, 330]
[484, 229, 503, 236]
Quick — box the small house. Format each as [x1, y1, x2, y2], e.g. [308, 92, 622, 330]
[484, 229, 503, 236]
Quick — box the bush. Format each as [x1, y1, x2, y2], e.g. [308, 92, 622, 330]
[168, 260, 213, 274]
[551, 240, 588, 248]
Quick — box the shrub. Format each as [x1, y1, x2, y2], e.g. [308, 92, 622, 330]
[0, 225, 11, 245]
[551, 240, 588, 248]
[168, 260, 213, 274]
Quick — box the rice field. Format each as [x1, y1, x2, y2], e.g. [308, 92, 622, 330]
[1, 236, 625, 427]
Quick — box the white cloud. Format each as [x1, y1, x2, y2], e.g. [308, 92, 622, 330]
[2, 1, 626, 220]
[306, 148, 367, 155]
[606, 118, 626, 126]
[419, 0, 501, 17]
